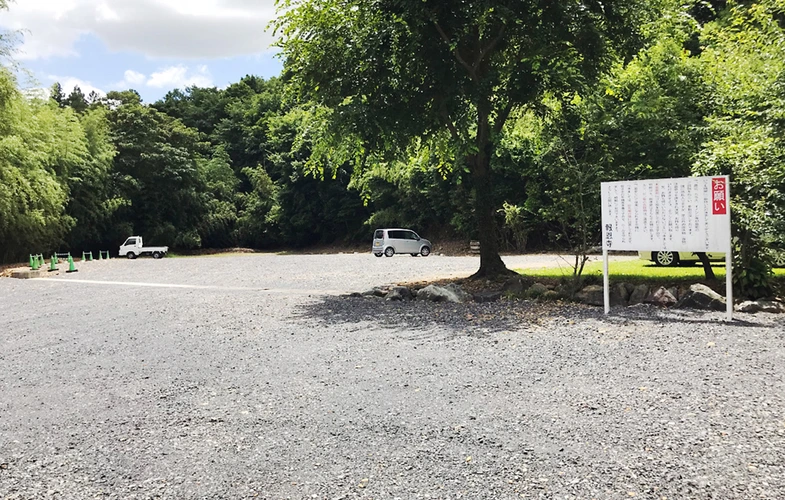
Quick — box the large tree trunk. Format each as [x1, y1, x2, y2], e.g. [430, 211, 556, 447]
[468, 149, 512, 279]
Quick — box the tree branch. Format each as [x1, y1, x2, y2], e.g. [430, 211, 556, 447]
[476, 25, 507, 67]
[493, 101, 514, 135]
[438, 103, 461, 142]
[433, 21, 477, 81]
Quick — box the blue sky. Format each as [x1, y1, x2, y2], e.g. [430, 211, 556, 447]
[0, 0, 283, 103]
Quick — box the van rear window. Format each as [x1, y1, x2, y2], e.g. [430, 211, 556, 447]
[374, 230, 384, 239]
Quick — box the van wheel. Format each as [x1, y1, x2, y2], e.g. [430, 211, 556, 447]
[774, 251, 785, 268]
[420, 246, 431, 257]
[374, 252, 383, 257]
[152, 251, 163, 259]
[384, 247, 395, 257]
[127, 252, 136, 260]
[653, 251, 678, 267]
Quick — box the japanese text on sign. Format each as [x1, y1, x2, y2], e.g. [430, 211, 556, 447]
[601, 176, 730, 253]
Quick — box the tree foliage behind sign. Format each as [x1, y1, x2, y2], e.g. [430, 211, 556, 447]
[693, 0, 785, 297]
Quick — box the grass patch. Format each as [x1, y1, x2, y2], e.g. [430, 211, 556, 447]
[516, 258, 785, 287]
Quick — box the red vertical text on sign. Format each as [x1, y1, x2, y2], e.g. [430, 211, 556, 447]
[712, 177, 727, 215]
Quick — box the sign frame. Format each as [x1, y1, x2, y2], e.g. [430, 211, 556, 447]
[600, 176, 733, 321]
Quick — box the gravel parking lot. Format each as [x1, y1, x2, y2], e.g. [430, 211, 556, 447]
[1, 253, 784, 499]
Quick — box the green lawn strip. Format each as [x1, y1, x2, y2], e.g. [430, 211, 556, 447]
[516, 258, 785, 287]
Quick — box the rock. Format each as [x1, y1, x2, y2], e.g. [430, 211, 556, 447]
[675, 284, 727, 312]
[542, 290, 561, 301]
[574, 285, 625, 307]
[610, 285, 627, 307]
[615, 283, 632, 303]
[667, 287, 680, 301]
[473, 290, 503, 303]
[502, 276, 532, 294]
[502, 277, 524, 294]
[362, 288, 387, 298]
[10, 268, 48, 279]
[736, 300, 785, 314]
[736, 301, 761, 313]
[645, 286, 677, 307]
[628, 284, 650, 306]
[416, 284, 472, 303]
[385, 286, 413, 301]
[527, 283, 549, 297]
[576, 285, 604, 306]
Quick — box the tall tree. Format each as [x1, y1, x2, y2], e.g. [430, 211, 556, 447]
[65, 107, 119, 250]
[107, 95, 208, 247]
[64, 86, 89, 114]
[153, 86, 229, 140]
[50, 82, 65, 107]
[0, 70, 88, 261]
[275, 0, 661, 277]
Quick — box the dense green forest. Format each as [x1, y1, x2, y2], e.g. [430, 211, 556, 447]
[1, 0, 784, 295]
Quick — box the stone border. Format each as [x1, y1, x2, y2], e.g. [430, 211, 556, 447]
[349, 277, 785, 314]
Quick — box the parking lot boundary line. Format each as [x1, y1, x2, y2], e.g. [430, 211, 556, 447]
[31, 278, 343, 295]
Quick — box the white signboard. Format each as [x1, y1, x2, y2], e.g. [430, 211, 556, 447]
[601, 176, 730, 253]
[600, 175, 732, 320]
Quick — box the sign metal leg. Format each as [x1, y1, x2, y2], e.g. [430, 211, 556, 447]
[725, 245, 733, 321]
[603, 249, 610, 315]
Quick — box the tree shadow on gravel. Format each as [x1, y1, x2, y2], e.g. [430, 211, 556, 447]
[297, 296, 592, 335]
[298, 297, 781, 335]
[602, 306, 780, 328]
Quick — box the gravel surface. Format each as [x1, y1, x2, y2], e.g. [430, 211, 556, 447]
[1, 253, 784, 499]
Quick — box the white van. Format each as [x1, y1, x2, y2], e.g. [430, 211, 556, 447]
[372, 229, 432, 257]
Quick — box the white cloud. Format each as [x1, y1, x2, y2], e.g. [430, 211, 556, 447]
[49, 75, 106, 97]
[110, 66, 213, 91]
[123, 70, 146, 86]
[147, 65, 213, 88]
[0, 0, 278, 60]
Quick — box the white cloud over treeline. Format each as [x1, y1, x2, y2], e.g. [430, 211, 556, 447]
[0, 0, 277, 60]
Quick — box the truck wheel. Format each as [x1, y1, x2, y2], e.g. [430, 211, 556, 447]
[152, 251, 163, 259]
[126, 252, 136, 260]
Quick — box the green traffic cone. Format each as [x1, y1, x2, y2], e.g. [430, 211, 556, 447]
[29, 254, 34, 269]
[48, 254, 58, 272]
[82, 251, 86, 261]
[88, 251, 93, 262]
[99, 250, 103, 261]
[66, 255, 78, 273]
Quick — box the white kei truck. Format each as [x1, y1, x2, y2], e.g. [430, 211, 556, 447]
[118, 236, 169, 259]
